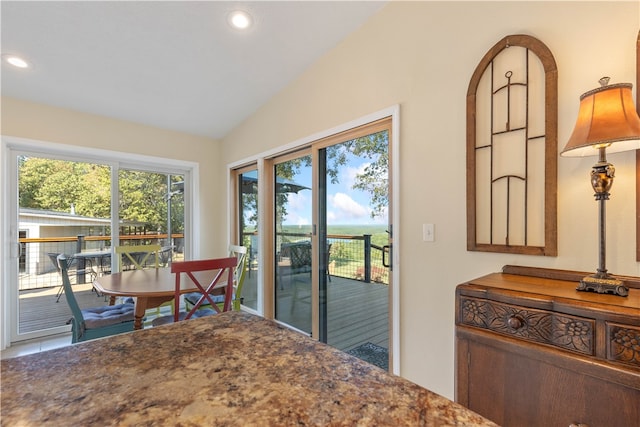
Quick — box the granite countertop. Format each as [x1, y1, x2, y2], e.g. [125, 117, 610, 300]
[1, 311, 498, 426]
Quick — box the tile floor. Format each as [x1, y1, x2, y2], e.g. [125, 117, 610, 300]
[2, 305, 174, 360]
[1, 333, 72, 360]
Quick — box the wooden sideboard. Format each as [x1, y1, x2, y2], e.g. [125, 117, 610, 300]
[455, 266, 640, 427]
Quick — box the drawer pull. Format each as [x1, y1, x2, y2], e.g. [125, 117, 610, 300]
[507, 315, 524, 330]
[569, 424, 589, 427]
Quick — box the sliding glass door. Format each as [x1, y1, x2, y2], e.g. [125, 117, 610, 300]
[316, 120, 391, 370]
[273, 153, 313, 333]
[237, 166, 259, 311]
[231, 116, 393, 370]
[117, 169, 184, 265]
[16, 156, 113, 335]
[5, 143, 193, 343]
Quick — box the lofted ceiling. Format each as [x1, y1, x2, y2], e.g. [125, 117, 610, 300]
[1, 1, 386, 139]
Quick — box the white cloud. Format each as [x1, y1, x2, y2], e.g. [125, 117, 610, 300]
[344, 163, 370, 188]
[371, 205, 388, 224]
[284, 211, 310, 226]
[281, 175, 390, 226]
[328, 192, 369, 222]
[286, 191, 308, 210]
[282, 192, 311, 225]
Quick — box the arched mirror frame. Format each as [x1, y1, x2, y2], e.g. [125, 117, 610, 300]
[467, 34, 558, 256]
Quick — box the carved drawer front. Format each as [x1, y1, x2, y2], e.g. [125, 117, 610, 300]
[608, 323, 640, 368]
[459, 296, 594, 355]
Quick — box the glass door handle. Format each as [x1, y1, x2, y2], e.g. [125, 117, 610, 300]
[382, 245, 391, 268]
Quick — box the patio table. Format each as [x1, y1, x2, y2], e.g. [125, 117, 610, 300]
[72, 249, 111, 284]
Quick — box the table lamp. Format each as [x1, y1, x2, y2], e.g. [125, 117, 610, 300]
[561, 77, 640, 296]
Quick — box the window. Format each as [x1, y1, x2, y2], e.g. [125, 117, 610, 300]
[230, 114, 397, 372]
[2, 136, 197, 344]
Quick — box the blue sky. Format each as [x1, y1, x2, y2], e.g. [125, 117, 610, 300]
[282, 152, 388, 227]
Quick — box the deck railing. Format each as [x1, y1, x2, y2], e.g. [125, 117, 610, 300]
[245, 232, 390, 285]
[18, 234, 184, 291]
[18, 231, 389, 292]
[327, 234, 389, 285]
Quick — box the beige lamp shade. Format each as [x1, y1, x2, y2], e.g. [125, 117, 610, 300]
[561, 81, 640, 157]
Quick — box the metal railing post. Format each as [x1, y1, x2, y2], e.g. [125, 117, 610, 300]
[364, 234, 371, 283]
[76, 235, 85, 284]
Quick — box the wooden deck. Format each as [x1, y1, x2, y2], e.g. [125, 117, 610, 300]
[18, 274, 389, 355]
[242, 273, 389, 352]
[18, 283, 114, 334]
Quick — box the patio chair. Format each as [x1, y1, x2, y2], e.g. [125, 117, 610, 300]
[280, 242, 331, 314]
[115, 244, 173, 318]
[48, 252, 68, 303]
[159, 245, 174, 267]
[278, 241, 331, 285]
[50, 252, 102, 302]
[57, 254, 135, 343]
[115, 244, 161, 271]
[184, 245, 247, 312]
[151, 256, 237, 327]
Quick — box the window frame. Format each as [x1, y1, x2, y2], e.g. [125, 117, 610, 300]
[227, 105, 401, 374]
[1, 135, 199, 346]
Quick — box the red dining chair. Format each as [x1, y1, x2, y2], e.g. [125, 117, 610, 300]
[184, 245, 248, 312]
[152, 256, 237, 326]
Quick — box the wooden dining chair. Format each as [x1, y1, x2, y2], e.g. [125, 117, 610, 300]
[151, 256, 237, 327]
[184, 245, 248, 312]
[57, 254, 135, 343]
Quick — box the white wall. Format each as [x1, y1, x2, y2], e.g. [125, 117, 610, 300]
[1, 97, 229, 349]
[1, 96, 225, 258]
[2, 0, 637, 401]
[221, 1, 640, 399]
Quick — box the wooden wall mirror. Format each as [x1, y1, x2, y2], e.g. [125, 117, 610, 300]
[467, 34, 558, 256]
[636, 30, 640, 261]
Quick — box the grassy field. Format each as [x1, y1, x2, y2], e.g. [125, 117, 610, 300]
[280, 224, 387, 243]
[278, 224, 389, 283]
[243, 224, 389, 280]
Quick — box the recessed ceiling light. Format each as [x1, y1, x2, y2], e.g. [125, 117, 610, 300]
[3, 55, 29, 68]
[228, 10, 252, 30]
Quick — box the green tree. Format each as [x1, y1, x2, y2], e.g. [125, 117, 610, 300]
[241, 130, 388, 236]
[118, 170, 166, 229]
[19, 157, 99, 214]
[18, 156, 183, 234]
[76, 164, 111, 218]
[118, 170, 184, 233]
[327, 130, 388, 219]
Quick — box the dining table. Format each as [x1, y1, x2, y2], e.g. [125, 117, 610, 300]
[73, 249, 112, 284]
[93, 267, 219, 330]
[1, 311, 498, 426]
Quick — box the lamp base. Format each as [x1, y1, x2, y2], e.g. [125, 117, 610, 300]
[577, 274, 628, 297]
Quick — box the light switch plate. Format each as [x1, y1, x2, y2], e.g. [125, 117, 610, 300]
[423, 223, 435, 242]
